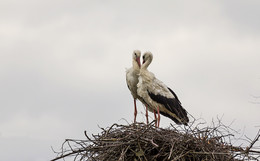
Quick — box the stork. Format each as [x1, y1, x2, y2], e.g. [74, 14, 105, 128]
[126, 50, 151, 124]
[137, 52, 189, 127]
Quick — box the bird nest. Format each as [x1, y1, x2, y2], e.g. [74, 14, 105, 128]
[52, 120, 260, 161]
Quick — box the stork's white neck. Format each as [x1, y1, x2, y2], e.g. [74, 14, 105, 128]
[132, 59, 140, 70]
[141, 57, 152, 70]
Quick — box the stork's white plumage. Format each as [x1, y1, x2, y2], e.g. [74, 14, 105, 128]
[137, 52, 189, 127]
[126, 50, 151, 124]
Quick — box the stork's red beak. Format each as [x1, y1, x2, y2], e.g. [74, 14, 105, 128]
[137, 57, 141, 68]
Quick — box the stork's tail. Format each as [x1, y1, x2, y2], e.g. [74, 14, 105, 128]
[160, 107, 189, 126]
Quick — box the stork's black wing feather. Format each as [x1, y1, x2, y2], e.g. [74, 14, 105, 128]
[167, 87, 180, 103]
[147, 89, 189, 125]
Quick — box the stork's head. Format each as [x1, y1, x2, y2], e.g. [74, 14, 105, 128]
[142, 51, 153, 66]
[132, 50, 141, 68]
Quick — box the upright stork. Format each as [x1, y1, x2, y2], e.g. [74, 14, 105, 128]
[126, 50, 151, 124]
[137, 52, 189, 127]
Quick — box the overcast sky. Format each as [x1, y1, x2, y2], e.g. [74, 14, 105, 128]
[1, 1, 260, 160]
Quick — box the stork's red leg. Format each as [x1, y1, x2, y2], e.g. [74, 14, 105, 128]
[133, 99, 137, 123]
[145, 105, 149, 124]
[157, 106, 160, 127]
[153, 110, 157, 127]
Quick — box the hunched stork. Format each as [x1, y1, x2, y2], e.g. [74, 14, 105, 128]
[126, 50, 151, 124]
[137, 51, 189, 127]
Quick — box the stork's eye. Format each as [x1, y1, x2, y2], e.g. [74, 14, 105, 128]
[143, 56, 145, 59]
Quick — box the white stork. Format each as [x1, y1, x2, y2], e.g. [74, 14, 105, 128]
[137, 52, 189, 127]
[126, 50, 151, 124]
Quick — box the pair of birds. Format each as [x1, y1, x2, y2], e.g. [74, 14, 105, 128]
[126, 50, 189, 127]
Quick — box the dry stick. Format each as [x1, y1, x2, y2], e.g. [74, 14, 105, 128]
[245, 129, 260, 154]
[51, 149, 86, 161]
[168, 144, 174, 160]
